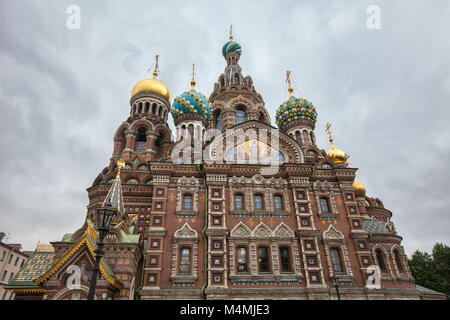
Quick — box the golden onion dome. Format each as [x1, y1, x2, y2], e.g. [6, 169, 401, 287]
[131, 78, 172, 102]
[353, 180, 366, 198]
[325, 122, 349, 165]
[327, 144, 348, 164]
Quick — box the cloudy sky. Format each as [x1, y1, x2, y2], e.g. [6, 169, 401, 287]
[0, 0, 449, 256]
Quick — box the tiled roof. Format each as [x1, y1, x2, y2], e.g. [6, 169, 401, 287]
[415, 284, 448, 297]
[102, 176, 124, 215]
[361, 217, 389, 234]
[7, 244, 55, 287]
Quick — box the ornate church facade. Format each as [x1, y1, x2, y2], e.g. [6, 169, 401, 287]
[6, 30, 433, 300]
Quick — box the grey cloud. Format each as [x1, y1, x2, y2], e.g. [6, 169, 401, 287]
[0, 0, 448, 256]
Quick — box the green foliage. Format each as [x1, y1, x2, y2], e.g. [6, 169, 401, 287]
[408, 242, 450, 295]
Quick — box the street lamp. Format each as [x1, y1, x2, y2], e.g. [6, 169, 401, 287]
[333, 278, 341, 301]
[87, 204, 117, 300]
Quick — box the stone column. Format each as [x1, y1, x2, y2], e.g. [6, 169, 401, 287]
[123, 129, 136, 153]
[113, 136, 125, 156]
[222, 109, 235, 129]
[145, 130, 157, 159]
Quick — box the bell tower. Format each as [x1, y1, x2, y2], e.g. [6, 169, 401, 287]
[112, 55, 173, 163]
[209, 26, 270, 131]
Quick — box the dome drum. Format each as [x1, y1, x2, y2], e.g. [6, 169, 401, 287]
[281, 118, 316, 132]
[130, 96, 170, 121]
[130, 91, 171, 108]
[172, 112, 208, 127]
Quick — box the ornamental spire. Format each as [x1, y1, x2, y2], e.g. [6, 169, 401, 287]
[325, 122, 334, 146]
[102, 159, 125, 215]
[190, 63, 196, 90]
[152, 54, 159, 79]
[286, 70, 294, 97]
[229, 24, 233, 40]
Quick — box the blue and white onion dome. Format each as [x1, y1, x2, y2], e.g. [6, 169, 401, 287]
[222, 40, 242, 58]
[275, 96, 318, 129]
[170, 89, 211, 121]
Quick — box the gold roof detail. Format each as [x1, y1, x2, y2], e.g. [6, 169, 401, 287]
[130, 55, 171, 101]
[190, 64, 196, 90]
[35, 242, 55, 252]
[353, 180, 367, 198]
[325, 122, 349, 164]
[286, 70, 294, 97]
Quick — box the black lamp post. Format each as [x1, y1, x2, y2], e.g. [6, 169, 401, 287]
[87, 204, 117, 300]
[334, 278, 341, 301]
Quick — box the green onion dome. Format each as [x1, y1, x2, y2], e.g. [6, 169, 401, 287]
[222, 40, 242, 57]
[275, 96, 318, 130]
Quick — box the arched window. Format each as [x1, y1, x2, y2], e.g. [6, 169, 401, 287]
[234, 194, 244, 210]
[258, 247, 270, 273]
[179, 247, 191, 274]
[180, 124, 186, 140]
[145, 102, 150, 113]
[138, 102, 143, 113]
[259, 112, 265, 122]
[310, 132, 315, 145]
[216, 112, 223, 131]
[394, 250, 403, 272]
[137, 128, 147, 142]
[183, 194, 193, 210]
[221, 77, 225, 87]
[280, 247, 291, 273]
[152, 103, 157, 114]
[274, 195, 283, 211]
[320, 198, 330, 213]
[376, 249, 387, 272]
[296, 131, 302, 145]
[188, 124, 194, 140]
[234, 74, 240, 84]
[254, 194, 264, 210]
[330, 247, 343, 273]
[236, 247, 248, 273]
[155, 133, 162, 148]
[136, 127, 147, 152]
[302, 131, 309, 145]
[236, 108, 246, 124]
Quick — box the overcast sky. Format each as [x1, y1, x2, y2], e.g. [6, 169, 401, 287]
[0, 0, 449, 256]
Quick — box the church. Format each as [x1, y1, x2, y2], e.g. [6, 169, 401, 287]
[6, 29, 430, 300]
